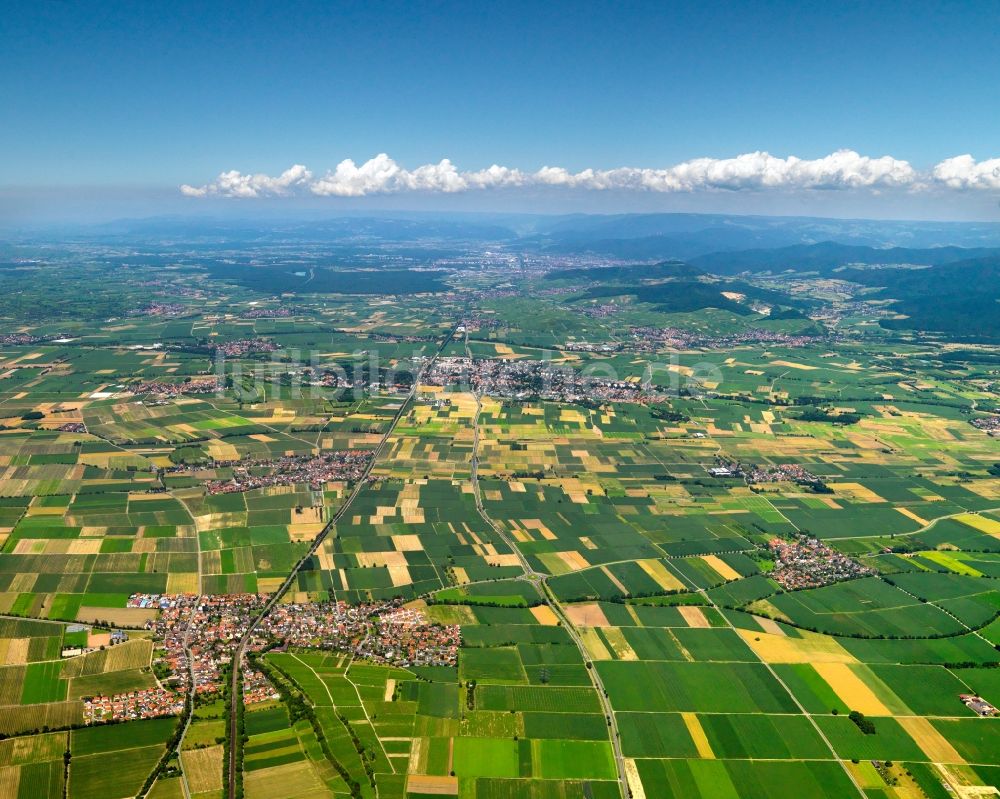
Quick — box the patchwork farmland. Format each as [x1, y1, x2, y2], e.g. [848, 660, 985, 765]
[0, 244, 995, 799]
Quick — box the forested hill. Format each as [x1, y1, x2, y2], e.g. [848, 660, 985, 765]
[842, 256, 1000, 339]
[689, 242, 1000, 275]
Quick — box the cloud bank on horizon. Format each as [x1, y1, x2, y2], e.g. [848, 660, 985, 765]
[180, 151, 1000, 199]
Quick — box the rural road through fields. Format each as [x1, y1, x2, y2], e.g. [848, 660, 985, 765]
[464, 353, 632, 799]
[218, 324, 458, 799]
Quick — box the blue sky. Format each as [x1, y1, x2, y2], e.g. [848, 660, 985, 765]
[3, 0, 1000, 221]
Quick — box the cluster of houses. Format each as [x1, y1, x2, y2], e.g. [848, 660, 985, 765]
[0, 332, 43, 346]
[574, 303, 620, 319]
[258, 600, 460, 668]
[85, 594, 276, 723]
[768, 535, 873, 590]
[128, 379, 222, 397]
[960, 693, 999, 717]
[358, 606, 461, 667]
[243, 664, 281, 704]
[425, 356, 662, 404]
[459, 314, 501, 333]
[83, 687, 185, 724]
[211, 337, 279, 357]
[627, 325, 814, 351]
[136, 302, 187, 317]
[971, 416, 1000, 436]
[239, 307, 293, 319]
[709, 458, 824, 487]
[78, 593, 461, 726]
[561, 341, 623, 353]
[166, 594, 268, 696]
[203, 450, 371, 494]
[744, 463, 823, 485]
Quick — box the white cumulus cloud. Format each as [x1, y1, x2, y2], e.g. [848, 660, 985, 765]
[931, 154, 1000, 190]
[180, 164, 312, 198]
[179, 151, 1000, 198]
[308, 155, 527, 196]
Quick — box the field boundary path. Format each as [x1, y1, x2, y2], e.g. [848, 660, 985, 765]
[463, 326, 631, 799]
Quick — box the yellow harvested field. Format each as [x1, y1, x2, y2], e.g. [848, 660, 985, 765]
[700, 555, 741, 581]
[520, 519, 556, 540]
[291, 506, 323, 524]
[76, 607, 157, 626]
[579, 628, 612, 661]
[0, 765, 19, 798]
[197, 511, 248, 532]
[624, 758, 647, 799]
[635, 559, 685, 591]
[955, 513, 1000, 537]
[898, 717, 966, 765]
[770, 360, 818, 370]
[166, 572, 199, 593]
[966, 479, 1000, 500]
[407, 775, 459, 795]
[682, 712, 714, 758]
[103, 639, 153, 672]
[601, 627, 638, 660]
[565, 602, 610, 627]
[827, 482, 886, 503]
[356, 551, 408, 568]
[530, 605, 559, 626]
[287, 522, 325, 542]
[245, 761, 325, 799]
[388, 565, 412, 587]
[739, 629, 855, 664]
[484, 554, 522, 568]
[181, 744, 223, 793]
[392, 534, 424, 551]
[2, 639, 28, 666]
[896, 507, 930, 526]
[206, 441, 240, 460]
[12, 540, 43, 555]
[408, 737, 426, 774]
[257, 577, 285, 594]
[754, 616, 786, 636]
[316, 548, 335, 571]
[8, 574, 35, 593]
[677, 606, 709, 628]
[813, 663, 890, 714]
[556, 550, 590, 571]
[26, 503, 66, 516]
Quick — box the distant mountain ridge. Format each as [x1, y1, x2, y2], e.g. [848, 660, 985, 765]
[688, 242, 1000, 275]
[16, 211, 1000, 253]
